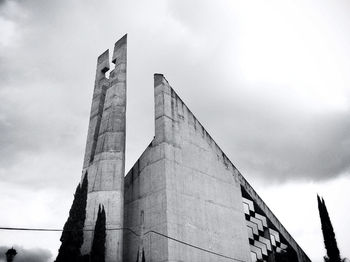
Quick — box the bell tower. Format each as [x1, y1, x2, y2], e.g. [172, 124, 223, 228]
[81, 34, 127, 262]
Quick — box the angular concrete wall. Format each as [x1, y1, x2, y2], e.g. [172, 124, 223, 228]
[124, 75, 251, 261]
[123, 142, 169, 262]
[154, 74, 252, 262]
[152, 74, 311, 262]
[123, 74, 311, 262]
[81, 35, 127, 262]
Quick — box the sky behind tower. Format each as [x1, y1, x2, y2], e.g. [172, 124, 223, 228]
[0, 0, 349, 261]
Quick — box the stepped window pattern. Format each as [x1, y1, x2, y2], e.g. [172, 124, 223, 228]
[241, 186, 296, 262]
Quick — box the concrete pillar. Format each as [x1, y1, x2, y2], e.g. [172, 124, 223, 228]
[153, 73, 252, 262]
[83, 50, 110, 168]
[81, 34, 127, 262]
[154, 73, 174, 146]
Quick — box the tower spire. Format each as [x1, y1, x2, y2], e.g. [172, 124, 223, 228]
[80, 35, 127, 262]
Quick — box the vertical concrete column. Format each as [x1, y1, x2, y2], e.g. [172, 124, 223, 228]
[83, 50, 110, 169]
[81, 35, 127, 262]
[154, 73, 174, 145]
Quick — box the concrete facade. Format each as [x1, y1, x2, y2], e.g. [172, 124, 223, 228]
[81, 35, 127, 262]
[78, 35, 311, 262]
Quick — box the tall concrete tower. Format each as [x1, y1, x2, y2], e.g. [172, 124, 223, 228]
[69, 34, 311, 262]
[80, 34, 127, 262]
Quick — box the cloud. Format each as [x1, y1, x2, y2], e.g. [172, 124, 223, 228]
[0, 0, 92, 188]
[0, 0, 349, 188]
[0, 182, 74, 260]
[0, 246, 52, 262]
[161, 0, 350, 182]
[199, 90, 350, 182]
[0, 0, 349, 260]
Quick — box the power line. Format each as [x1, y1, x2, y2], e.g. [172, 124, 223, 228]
[0, 226, 245, 261]
[0, 227, 139, 235]
[144, 230, 245, 262]
[0, 227, 63, 232]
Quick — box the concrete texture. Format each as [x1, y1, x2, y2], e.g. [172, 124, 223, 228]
[155, 74, 252, 262]
[124, 143, 169, 262]
[80, 34, 127, 262]
[123, 74, 311, 262]
[77, 36, 311, 261]
[124, 74, 251, 262]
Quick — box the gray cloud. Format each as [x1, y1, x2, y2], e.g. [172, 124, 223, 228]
[158, 0, 350, 183]
[205, 95, 350, 182]
[0, 0, 349, 190]
[0, 0, 349, 261]
[163, 76, 350, 183]
[0, 246, 52, 262]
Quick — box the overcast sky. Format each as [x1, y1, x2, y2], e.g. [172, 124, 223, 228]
[0, 0, 349, 261]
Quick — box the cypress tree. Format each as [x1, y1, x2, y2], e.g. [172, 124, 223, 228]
[91, 205, 106, 262]
[136, 248, 146, 262]
[56, 174, 88, 262]
[317, 195, 341, 262]
[5, 247, 17, 262]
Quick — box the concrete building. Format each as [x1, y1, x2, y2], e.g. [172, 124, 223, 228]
[79, 35, 311, 262]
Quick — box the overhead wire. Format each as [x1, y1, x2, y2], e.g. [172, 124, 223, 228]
[144, 229, 245, 262]
[0, 226, 245, 261]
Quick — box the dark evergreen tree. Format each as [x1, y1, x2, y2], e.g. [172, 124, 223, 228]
[5, 247, 17, 262]
[91, 205, 106, 262]
[78, 254, 90, 262]
[136, 248, 146, 262]
[56, 174, 88, 262]
[317, 195, 341, 262]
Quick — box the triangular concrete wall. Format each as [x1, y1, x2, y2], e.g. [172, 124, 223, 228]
[124, 74, 251, 262]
